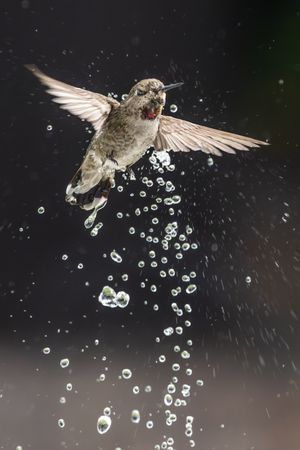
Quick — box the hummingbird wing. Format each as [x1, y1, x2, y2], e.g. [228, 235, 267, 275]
[154, 115, 268, 156]
[25, 65, 119, 131]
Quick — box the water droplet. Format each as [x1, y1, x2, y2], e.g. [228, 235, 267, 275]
[245, 276, 252, 284]
[163, 327, 174, 336]
[97, 373, 105, 382]
[84, 208, 99, 229]
[159, 354, 166, 363]
[60, 358, 69, 368]
[164, 393, 173, 406]
[116, 291, 130, 308]
[98, 286, 117, 308]
[131, 409, 140, 423]
[97, 415, 112, 434]
[103, 406, 111, 416]
[167, 383, 176, 394]
[42, 347, 50, 355]
[90, 222, 103, 237]
[186, 284, 197, 294]
[133, 386, 140, 394]
[282, 212, 290, 223]
[170, 104, 178, 113]
[172, 363, 180, 371]
[58, 418, 65, 428]
[207, 156, 214, 166]
[62, 254, 68, 261]
[181, 350, 190, 359]
[37, 206, 45, 214]
[66, 382, 72, 391]
[122, 368, 132, 379]
[146, 420, 154, 429]
[46, 124, 53, 131]
[110, 250, 122, 263]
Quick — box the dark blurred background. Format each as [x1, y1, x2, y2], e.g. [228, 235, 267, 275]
[0, 1, 300, 449]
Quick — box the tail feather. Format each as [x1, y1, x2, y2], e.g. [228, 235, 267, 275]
[66, 165, 115, 211]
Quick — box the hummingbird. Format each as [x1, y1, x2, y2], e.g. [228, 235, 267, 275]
[26, 65, 268, 212]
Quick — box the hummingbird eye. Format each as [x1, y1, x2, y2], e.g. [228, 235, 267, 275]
[136, 89, 146, 96]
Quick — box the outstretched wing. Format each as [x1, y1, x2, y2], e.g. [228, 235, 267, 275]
[154, 115, 268, 156]
[25, 65, 119, 131]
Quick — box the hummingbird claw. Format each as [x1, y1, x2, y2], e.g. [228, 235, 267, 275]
[107, 154, 119, 166]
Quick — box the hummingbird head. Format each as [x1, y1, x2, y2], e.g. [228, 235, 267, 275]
[124, 79, 183, 120]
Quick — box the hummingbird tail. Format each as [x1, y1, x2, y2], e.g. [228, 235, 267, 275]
[65, 165, 115, 211]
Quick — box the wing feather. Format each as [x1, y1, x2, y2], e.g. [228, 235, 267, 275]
[25, 65, 119, 131]
[154, 115, 268, 155]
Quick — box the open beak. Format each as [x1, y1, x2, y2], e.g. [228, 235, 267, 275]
[161, 82, 184, 92]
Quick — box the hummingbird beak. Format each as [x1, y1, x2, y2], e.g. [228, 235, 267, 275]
[161, 82, 184, 92]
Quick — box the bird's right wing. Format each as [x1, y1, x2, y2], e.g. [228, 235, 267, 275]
[154, 115, 268, 156]
[25, 65, 119, 131]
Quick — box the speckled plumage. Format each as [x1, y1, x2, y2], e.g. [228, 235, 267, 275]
[26, 65, 268, 211]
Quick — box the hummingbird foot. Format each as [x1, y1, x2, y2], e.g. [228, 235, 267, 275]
[107, 153, 119, 166]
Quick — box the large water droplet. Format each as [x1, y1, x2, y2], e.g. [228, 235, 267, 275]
[116, 291, 130, 308]
[97, 415, 112, 434]
[186, 284, 197, 294]
[122, 368, 132, 379]
[98, 286, 117, 308]
[110, 250, 123, 263]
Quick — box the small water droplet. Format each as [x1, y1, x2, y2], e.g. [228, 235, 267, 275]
[58, 418, 65, 428]
[103, 406, 111, 416]
[131, 409, 140, 423]
[170, 104, 178, 113]
[37, 206, 45, 214]
[146, 420, 154, 429]
[90, 222, 103, 237]
[60, 358, 70, 368]
[163, 327, 174, 336]
[207, 156, 214, 166]
[181, 350, 190, 359]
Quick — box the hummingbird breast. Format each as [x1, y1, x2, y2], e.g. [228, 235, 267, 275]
[93, 104, 159, 168]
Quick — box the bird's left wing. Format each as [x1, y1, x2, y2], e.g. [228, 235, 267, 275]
[154, 115, 268, 156]
[25, 65, 119, 131]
